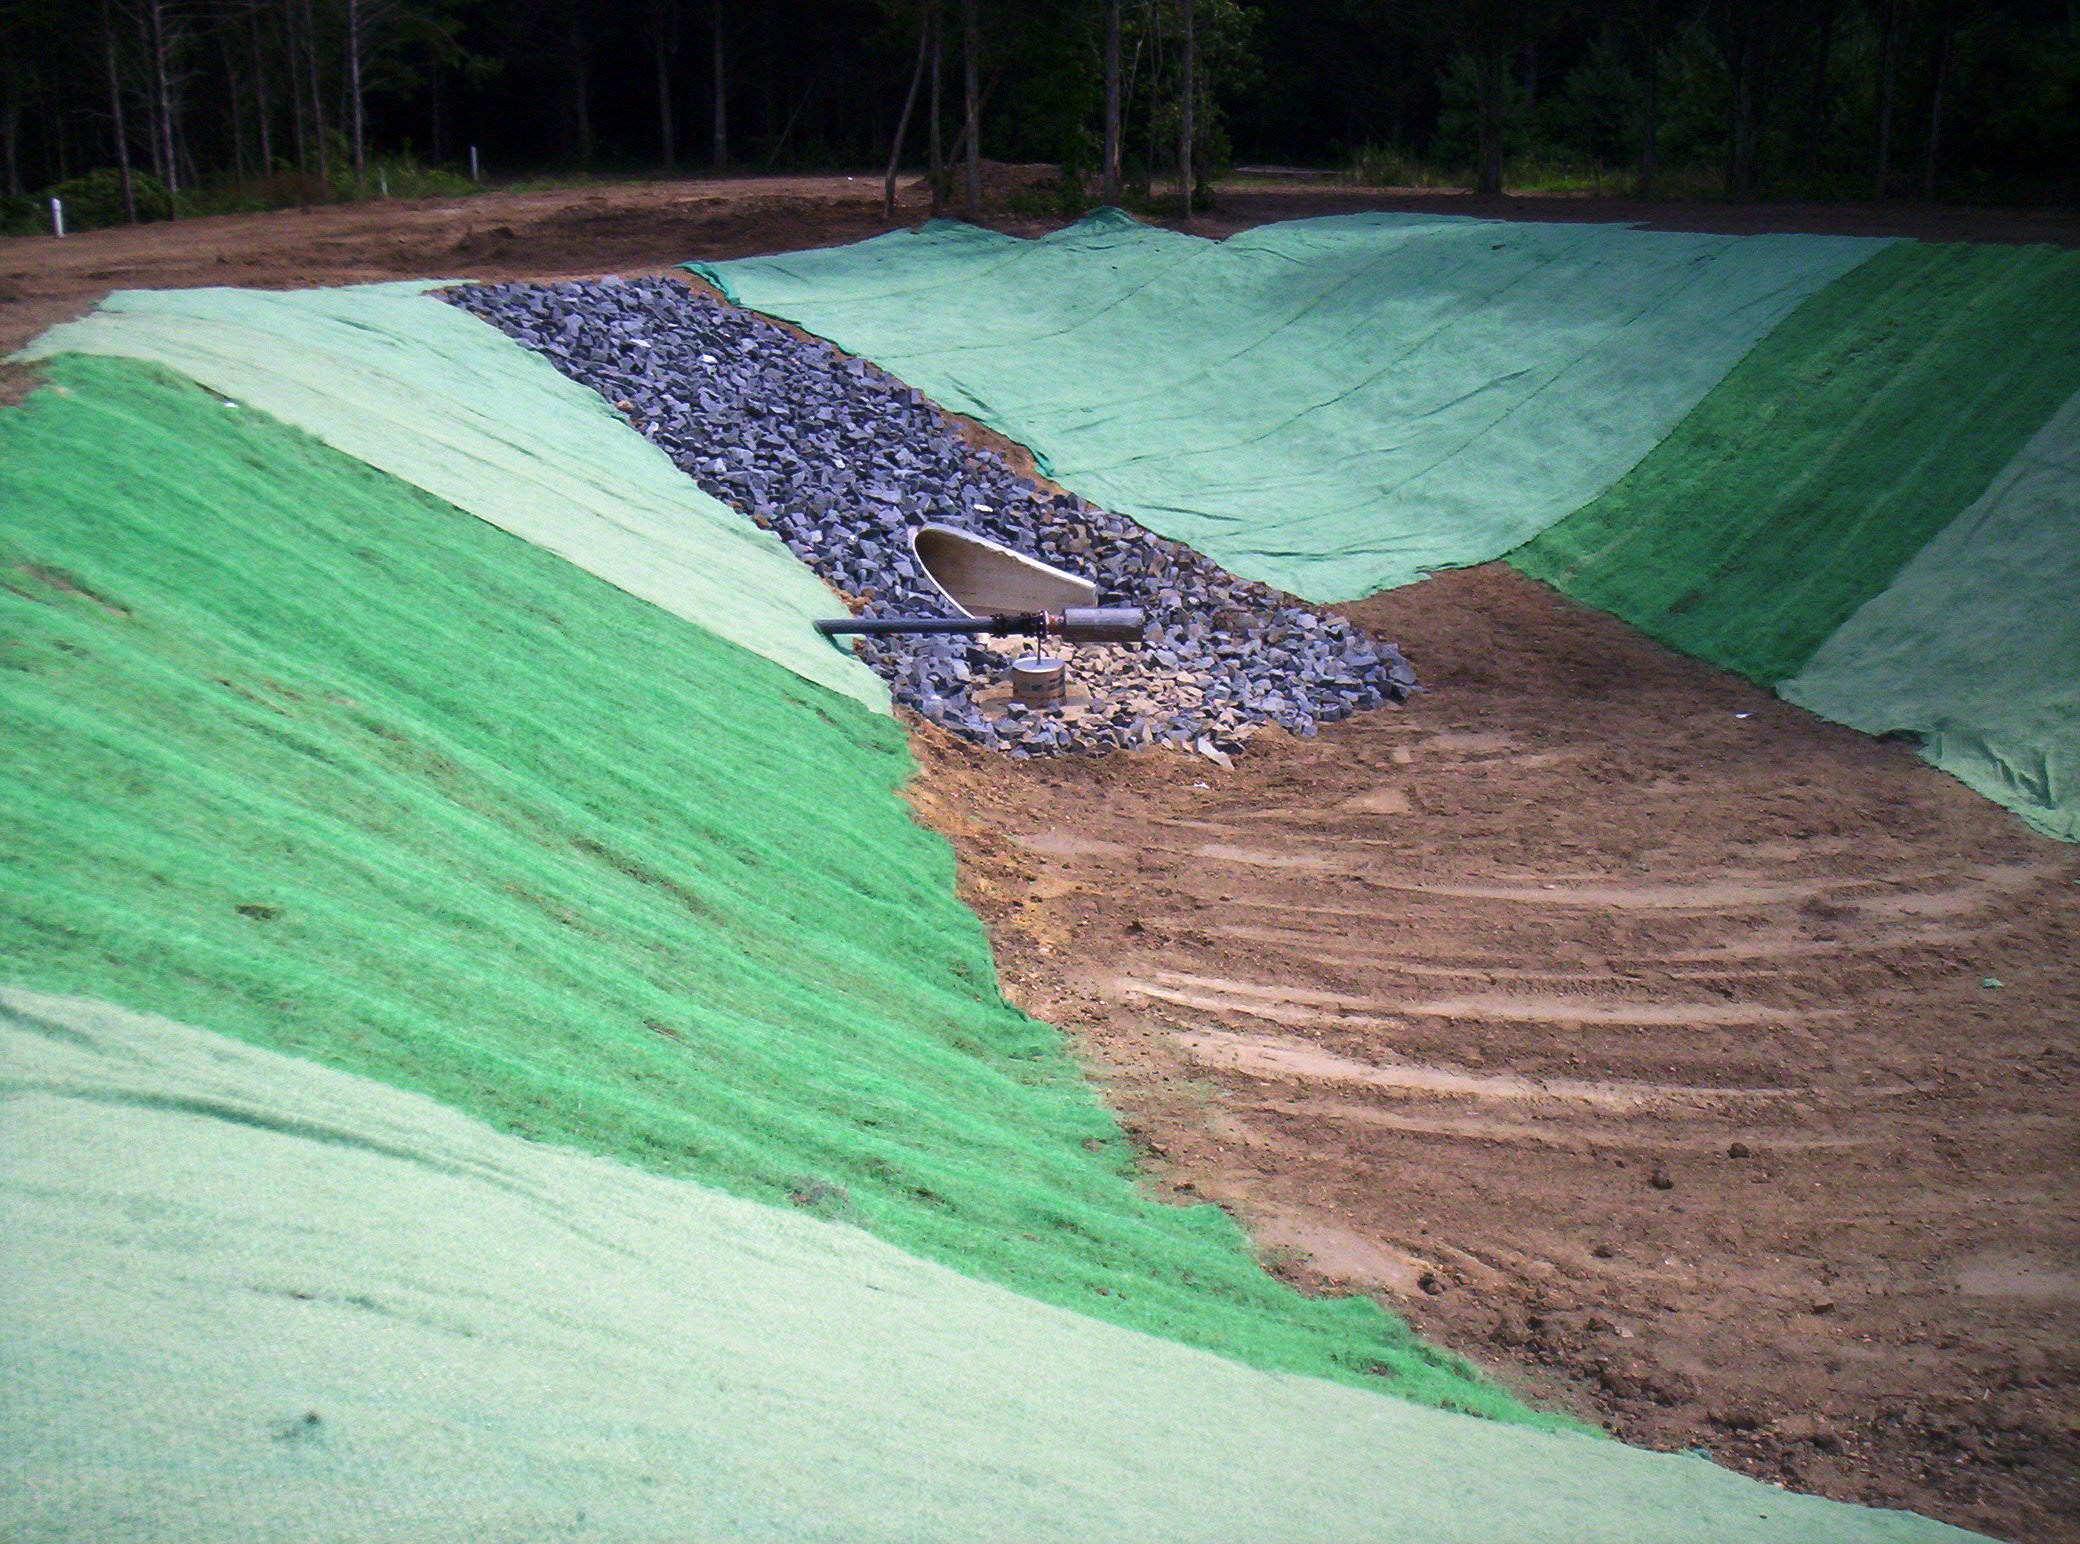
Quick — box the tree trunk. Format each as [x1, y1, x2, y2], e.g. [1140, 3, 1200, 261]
[1, 69, 19, 198]
[250, 10, 274, 176]
[765, 81, 813, 169]
[222, 29, 249, 184]
[102, 0, 136, 221]
[147, 0, 180, 215]
[1873, 0, 1899, 198]
[1476, 31, 1505, 196]
[568, 3, 593, 166]
[1922, 3, 1954, 199]
[1102, 0, 1121, 202]
[1177, 0, 1194, 223]
[884, 18, 927, 216]
[1803, 0, 1837, 181]
[426, 49, 443, 163]
[1725, 21, 1762, 195]
[135, 7, 163, 185]
[961, 0, 979, 218]
[927, 0, 943, 215]
[1638, 0, 1659, 197]
[286, 0, 310, 203]
[652, 0, 677, 169]
[45, 92, 68, 185]
[305, 0, 329, 191]
[711, 0, 727, 170]
[347, 0, 366, 188]
[1, 80, 16, 199]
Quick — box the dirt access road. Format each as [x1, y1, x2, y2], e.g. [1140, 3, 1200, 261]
[6, 175, 2076, 1540]
[6, 167, 2075, 356]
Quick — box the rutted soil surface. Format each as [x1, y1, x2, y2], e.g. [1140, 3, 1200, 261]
[906, 565, 2080, 1544]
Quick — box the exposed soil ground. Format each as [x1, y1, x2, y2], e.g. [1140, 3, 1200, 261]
[908, 566, 2080, 1544]
[6, 175, 2077, 1541]
[5, 170, 2075, 357]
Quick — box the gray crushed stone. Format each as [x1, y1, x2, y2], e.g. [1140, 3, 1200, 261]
[445, 274, 1416, 757]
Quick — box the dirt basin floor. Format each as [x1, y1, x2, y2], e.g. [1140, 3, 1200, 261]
[909, 566, 2080, 1544]
[5, 178, 2077, 1541]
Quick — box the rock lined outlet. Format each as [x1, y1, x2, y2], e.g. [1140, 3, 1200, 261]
[447, 276, 1415, 757]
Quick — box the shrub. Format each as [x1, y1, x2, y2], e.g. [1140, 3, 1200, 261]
[1345, 143, 1449, 188]
[37, 168, 173, 232]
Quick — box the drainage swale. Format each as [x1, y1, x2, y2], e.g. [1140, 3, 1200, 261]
[447, 276, 1417, 758]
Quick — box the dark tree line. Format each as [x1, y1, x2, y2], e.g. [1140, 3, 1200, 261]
[3, 0, 2074, 233]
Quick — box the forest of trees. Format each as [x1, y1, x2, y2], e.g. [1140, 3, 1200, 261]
[3, 0, 2075, 234]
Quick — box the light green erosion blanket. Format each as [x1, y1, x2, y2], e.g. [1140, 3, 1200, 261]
[0, 353, 1537, 1421]
[1784, 391, 2080, 842]
[20, 282, 884, 710]
[692, 209, 1885, 601]
[0, 987, 1979, 1544]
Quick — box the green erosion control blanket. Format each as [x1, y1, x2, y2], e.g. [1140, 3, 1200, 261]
[19, 282, 883, 710]
[1783, 391, 2080, 842]
[692, 209, 1885, 600]
[0, 989, 1976, 1544]
[1515, 242, 2080, 685]
[0, 353, 1534, 1421]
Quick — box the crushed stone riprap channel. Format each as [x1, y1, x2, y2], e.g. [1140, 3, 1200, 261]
[446, 276, 1416, 757]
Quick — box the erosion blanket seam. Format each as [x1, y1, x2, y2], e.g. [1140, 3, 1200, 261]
[1780, 389, 2080, 842]
[1512, 242, 2080, 685]
[17, 282, 886, 711]
[0, 352, 1534, 1423]
[0, 986, 1974, 1542]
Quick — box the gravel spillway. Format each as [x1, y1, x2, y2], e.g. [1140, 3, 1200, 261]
[446, 276, 1415, 757]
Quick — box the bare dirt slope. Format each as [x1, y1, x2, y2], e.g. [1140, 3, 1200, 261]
[908, 567, 2080, 1544]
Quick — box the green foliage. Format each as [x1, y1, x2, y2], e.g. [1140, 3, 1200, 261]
[1343, 142, 1449, 188]
[341, 148, 480, 200]
[5, 168, 174, 234]
[0, 193, 39, 236]
[0, 352, 1564, 1431]
[1430, 51, 1531, 173]
[171, 147, 478, 221]
[1652, 18, 1733, 177]
[1008, 166, 1099, 219]
[1538, 33, 1641, 168]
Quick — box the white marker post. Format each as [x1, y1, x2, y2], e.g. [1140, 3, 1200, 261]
[50, 197, 64, 238]
[469, 145, 480, 182]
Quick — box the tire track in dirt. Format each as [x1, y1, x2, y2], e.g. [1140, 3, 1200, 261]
[907, 564, 2080, 1544]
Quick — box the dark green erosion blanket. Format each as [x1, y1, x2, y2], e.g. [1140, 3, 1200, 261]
[1513, 242, 2080, 685]
[0, 353, 1544, 1422]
